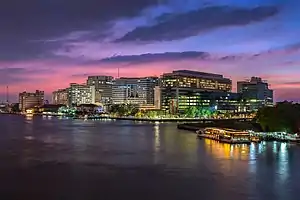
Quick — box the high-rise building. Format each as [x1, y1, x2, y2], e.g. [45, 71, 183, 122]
[237, 77, 273, 108]
[68, 83, 95, 106]
[154, 86, 161, 109]
[161, 70, 232, 91]
[112, 78, 146, 105]
[19, 90, 44, 113]
[87, 76, 113, 104]
[160, 70, 233, 113]
[52, 89, 68, 105]
[138, 77, 159, 105]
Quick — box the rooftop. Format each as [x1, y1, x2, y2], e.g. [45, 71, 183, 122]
[173, 70, 224, 78]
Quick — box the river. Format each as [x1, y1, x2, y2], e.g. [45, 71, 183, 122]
[0, 114, 299, 200]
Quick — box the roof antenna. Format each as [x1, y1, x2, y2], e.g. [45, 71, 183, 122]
[6, 86, 9, 104]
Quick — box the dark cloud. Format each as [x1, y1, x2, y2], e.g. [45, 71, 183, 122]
[97, 51, 210, 64]
[71, 73, 96, 78]
[116, 6, 279, 42]
[0, 0, 157, 61]
[281, 81, 300, 86]
[250, 41, 300, 58]
[0, 67, 50, 85]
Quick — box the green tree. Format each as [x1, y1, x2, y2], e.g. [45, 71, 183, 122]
[255, 101, 300, 133]
[184, 106, 198, 118]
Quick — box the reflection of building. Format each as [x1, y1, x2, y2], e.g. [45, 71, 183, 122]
[68, 83, 95, 106]
[204, 139, 249, 160]
[237, 77, 273, 108]
[52, 89, 68, 105]
[19, 90, 44, 112]
[87, 76, 113, 104]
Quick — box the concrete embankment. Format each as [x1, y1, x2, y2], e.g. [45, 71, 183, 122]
[177, 121, 262, 132]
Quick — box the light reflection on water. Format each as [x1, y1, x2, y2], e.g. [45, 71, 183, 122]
[1, 115, 300, 200]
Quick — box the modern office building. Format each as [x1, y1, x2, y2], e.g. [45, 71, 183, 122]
[160, 70, 234, 114]
[138, 77, 159, 104]
[52, 89, 68, 105]
[160, 87, 248, 114]
[19, 90, 44, 113]
[68, 83, 95, 106]
[112, 78, 146, 105]
[87, 76, 113, 104]
[237, 77, 273, 108]
[161, 70, 232, 91]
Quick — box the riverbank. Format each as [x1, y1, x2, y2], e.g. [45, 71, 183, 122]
[177, 122, 300, 143]
[177, 121, 261, 132]
[73, 115, 252, 122]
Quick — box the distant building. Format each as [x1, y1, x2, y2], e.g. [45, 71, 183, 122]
[19, 90, 44, 113]
[161, 70, 232, 92]
[52, 89, 68, 105]
[237, 77, 273, 108]
[38, 104, 64, 113]
[87, 76, 113, 104]
[111, 77, 159, 105]
[68, 83, 95, 106]
[138, 77, 159, 105]
[154, 86, 161, 109]
[112, 78, 146, 105]
[160, 70, 233, 114]
[0, 103, 7, 113]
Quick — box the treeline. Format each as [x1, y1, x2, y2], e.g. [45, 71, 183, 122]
[255, 101, 300, 133]
[183, 106, 216, 118]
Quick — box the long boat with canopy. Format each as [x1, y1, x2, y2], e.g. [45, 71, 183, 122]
[197, 127, 251, 144]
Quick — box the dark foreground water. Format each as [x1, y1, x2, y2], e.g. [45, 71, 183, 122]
[1, 114, 300, 200]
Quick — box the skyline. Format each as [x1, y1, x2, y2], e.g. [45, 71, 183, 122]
[1, 0, 300, 102]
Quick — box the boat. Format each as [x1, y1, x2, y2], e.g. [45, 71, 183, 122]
[197, 127, 251, 144]
[289, 136, 300, 144]
[250, 136, 261, 143]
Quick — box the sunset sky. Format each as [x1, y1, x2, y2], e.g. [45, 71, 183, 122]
[0, 0, 300, 102]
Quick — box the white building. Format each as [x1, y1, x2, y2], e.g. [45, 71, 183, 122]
[52, 89, 68, 105]
[68, 83, 95, 106]
[86, 76, 113, 104]
[112, 84, 146, 105]
[111, 77, 159, 105]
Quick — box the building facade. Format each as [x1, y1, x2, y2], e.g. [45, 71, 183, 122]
[138, 77, 159, 105]
[160, 70, 234, 114]
[161, 70, 232, 91]
[237, 77, 273, 108]
[87, 76, 113, 104]
[112, 78, 146, 105]
[68, 83, 95, 106]
[19, 90, 44, 113]
[160, 87, 248, 114]
[52, 89, 68, 105]
[154, 86, 161, 109]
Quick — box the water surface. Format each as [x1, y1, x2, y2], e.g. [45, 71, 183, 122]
[0, 114, 299, 200]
